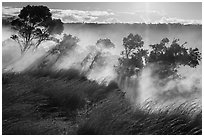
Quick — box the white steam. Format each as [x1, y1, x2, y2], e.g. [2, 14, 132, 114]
[4, 47, 47, 72]
[55, 42, 118, 84]
[124, 65, 202, 108]
[2, 26, 202, 110]
[2, 38, 56, 72]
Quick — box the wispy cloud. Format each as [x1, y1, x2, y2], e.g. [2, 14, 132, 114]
[119, 10, 201, 25]
[118, 10, 166, 24]
[51, 8, 114, 23]
[2, 6, 20, 17]
[97, 17, 121, 24]
[119, 10, 165, 16]
[155, 17, 202, 25]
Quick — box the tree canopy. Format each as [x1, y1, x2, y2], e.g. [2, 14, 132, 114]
[36, 34, 79, 70]
[10, 5, 64, 54]
[116, 33, 148, 77]
[50, 34, 80, 57]
[96, 38, 115, 49]
[117, 33, 201, 79]
[148, 38, 201, 78]
[81, 38, 115, 74]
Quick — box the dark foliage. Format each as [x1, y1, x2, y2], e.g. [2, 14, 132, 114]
[81, 38, 115, 75]
[149, 38, 201, 78]
[117, 34, 201, 79]
[96, 38, 115, 48]
[116, 33, 148, 77]
[49, 34, 79, 57]
[2, 69, 201, 135]
[10, 5, 64, 54]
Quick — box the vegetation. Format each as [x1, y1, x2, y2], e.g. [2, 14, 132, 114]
[2, 5, 202, 135]
[49, 34, 79, 57]
[117, 33, 201, 79]
[78, 95, 201, 135]
[2, 70, 202, 135]
[81, 38, 115, 75]
[148, 38, 201, 78]
[116, 34, 148, 77]
[10, 5, 64, 54]
[96, 38, 115, 48]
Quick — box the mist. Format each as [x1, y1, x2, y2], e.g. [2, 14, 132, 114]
[63, 23, 202, 51]
[2, 23, 202, 107]
[122, 66, 201, 118]
[2, 2, 202, 135]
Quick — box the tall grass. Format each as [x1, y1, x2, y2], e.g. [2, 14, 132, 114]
[2, 69, 120, 134]
[2, 69, 202, 135]
[77, 93, 202, 135]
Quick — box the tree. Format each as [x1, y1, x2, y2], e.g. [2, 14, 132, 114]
[50, 34, 79, 57]
[148, 38, 201, 79]
[10, 5, 64, 54]
[81, 38, 115, 74]
[96, 38, 115, 49]
[38, 34, 80, 69]
[117, 34, 201, 80]
[116, 33, 148, 77]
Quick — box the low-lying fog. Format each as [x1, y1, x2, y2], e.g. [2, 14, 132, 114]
[2, 23, 202, 106]
[3, 23, 202, 73]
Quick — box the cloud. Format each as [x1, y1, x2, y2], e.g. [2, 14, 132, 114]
[99, 17, 121, 24]
[120, 10, 201, 25]
[51, 9, 114, 17]
[155, 17, 202, 25]
[53, 12, 98, 23]
[119, 10, 165, 16]
[51, 8, 114, 23]
[118, 10, 165, 24]
[2, 6, 21, 17]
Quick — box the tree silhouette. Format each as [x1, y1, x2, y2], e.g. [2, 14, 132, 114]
[148, 38, 201, 78]
[10, 5, 64, 54]
[116, 33, 148, 77]
[81, 38, 115, 74]
[96, 38, 115, 49]
[117, 34, 201, 80]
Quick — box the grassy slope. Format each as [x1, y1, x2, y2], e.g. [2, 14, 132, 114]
[2, 69, 202, 135]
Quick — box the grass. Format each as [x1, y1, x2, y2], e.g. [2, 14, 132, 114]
[77, 94, 202, 135]
[2, 69, 202, 135]
[2, 69, 119, 134]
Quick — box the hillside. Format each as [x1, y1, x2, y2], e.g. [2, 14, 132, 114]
[2, 69, 202, 135]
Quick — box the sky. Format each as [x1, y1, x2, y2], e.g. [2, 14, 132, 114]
[2, 2, 202, 24]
